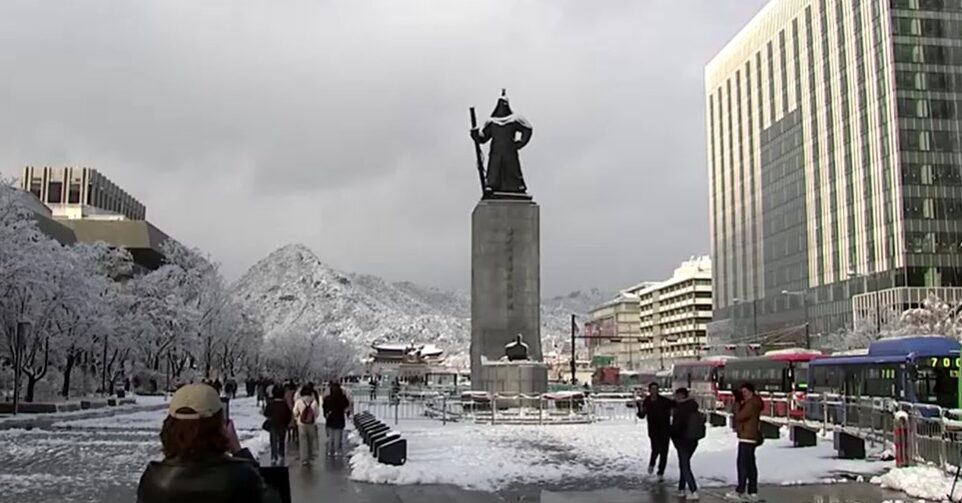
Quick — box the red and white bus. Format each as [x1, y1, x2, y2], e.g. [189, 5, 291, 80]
[671, 357, 732, 408]
[722, 349, 822, 418]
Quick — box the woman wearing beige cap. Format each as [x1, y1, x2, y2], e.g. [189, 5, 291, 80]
[136, 383, 279, 503]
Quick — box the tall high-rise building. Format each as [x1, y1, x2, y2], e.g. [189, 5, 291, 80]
[706, 0, 962, 344]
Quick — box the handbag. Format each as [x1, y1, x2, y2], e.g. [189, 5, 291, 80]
[262, 419, 272, 431]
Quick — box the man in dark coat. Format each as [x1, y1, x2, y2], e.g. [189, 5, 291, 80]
[637, 382, 674, 480]
[470, 91, 533, 195]
[670, 388, 703, 499]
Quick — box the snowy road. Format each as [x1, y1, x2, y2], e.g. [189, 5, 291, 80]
[0, 396, 267, 503]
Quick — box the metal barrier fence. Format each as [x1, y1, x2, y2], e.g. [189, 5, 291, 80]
[698, 390, 962, 473]
[356, 387, 962, 474]
[350, 392, 646, 425]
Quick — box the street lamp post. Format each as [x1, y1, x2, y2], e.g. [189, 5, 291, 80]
[782, 290, 811, 349]
[570, 314, 577, 384]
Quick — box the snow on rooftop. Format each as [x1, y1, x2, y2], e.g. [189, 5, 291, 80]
[831, 348, 870, 356]
[372, 342, 443, 355]
[702, 355, 738, 362]
[764, 348, 822, 357]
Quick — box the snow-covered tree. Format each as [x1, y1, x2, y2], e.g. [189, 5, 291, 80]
[895, 293, 962, 338]
[819, 294, 962, 353]
[63, 243, 134, 397]
[0, 181, 270, 399]
[262, 329, 356, 382]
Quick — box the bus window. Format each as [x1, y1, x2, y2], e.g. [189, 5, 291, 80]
[917, 357, 958, 408]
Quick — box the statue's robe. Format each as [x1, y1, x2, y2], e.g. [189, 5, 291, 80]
[473, 114, 533, 194]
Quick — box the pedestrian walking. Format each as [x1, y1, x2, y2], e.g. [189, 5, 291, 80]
[726, 382, 764, 502]
[292, 385, 320, 466]
[264, 384, 293, 466]
[284, 381, 298, 445]
[323, 382, 352, 456]
[136, 384, 279, 503]
[390, 378, 401, 404]
[225, 379, 238, 400]
[671, 387, 705, 501]
[305, 382, 321, 403]
[368, 377, 378, 401]
[256, 380, 268, 407]
[637, 382, 673, 481]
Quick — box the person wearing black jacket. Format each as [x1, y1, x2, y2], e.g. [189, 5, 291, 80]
[322, 382, 352, 456]
[670, 387, 703, 501]
[264, 384, 293, 466]
[636, 382, 673, 480]
[137, 384, 279, 503]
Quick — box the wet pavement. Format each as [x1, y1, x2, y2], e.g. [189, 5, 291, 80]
[280, 449, 903, 503]
[0, 415, 161, 502]
[0, 401, 906, 503]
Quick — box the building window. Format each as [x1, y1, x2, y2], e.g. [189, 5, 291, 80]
[47, 181, 63, 204]
[67, 183, 81, 204]
[28, 178, 41, 199]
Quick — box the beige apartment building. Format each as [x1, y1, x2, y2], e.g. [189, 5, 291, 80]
[638, 257, 713, 369]
[585, 290, 644, 371]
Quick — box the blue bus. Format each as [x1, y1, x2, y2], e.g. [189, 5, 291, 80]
[807, 336, 960, 408]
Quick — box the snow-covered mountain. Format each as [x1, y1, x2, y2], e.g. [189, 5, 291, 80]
[232, 243, 609, 358]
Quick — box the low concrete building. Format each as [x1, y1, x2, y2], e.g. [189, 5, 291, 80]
[21, 166, 146, 220]
[60, 219, 170, 272]
[18, 189, 77, 245]
[19, 167, 172, 272]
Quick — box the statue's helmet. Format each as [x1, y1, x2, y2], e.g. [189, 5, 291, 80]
[491, 89, 513, 118]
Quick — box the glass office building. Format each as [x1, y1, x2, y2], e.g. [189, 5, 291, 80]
[706, 0, 962, 344]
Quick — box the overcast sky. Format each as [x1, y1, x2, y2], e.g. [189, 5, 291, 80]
[0, 0, 767, 296]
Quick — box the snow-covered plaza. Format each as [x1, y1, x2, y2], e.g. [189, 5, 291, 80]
[348, 417, 889, 492]
[1, 395, 958, 502]
[0, 397, 267, 503]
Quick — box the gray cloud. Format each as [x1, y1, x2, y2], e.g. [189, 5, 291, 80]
[0, 0, 767, 295]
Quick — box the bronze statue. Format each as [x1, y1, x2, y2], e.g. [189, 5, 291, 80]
[504, 334, 530, 361]
[470, 90, 534, 197]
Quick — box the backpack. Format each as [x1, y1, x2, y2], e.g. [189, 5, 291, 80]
[687, 411, 706, 441]
[299, 401, 316, 424]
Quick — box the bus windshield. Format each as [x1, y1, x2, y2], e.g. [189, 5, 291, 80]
[916, 356, 959, 408]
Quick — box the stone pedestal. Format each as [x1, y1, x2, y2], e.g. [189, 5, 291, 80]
[470, 198, 542, 386]
[478, 360, 548, 405]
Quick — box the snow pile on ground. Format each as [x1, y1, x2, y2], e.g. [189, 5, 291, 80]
[348, 419, 890, 491]
[872, 465, 961, 501]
